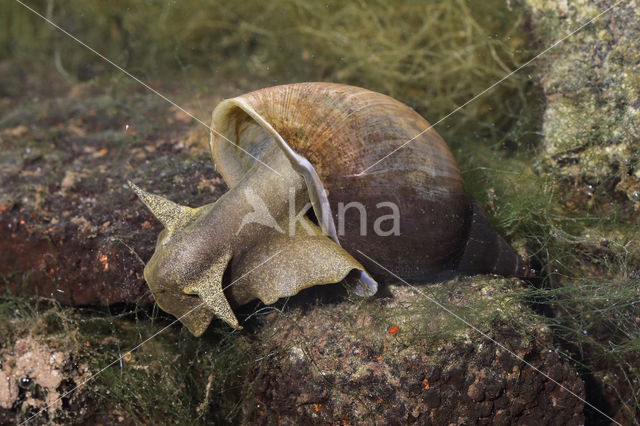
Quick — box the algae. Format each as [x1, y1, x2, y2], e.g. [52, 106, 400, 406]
[527, 0, 640, 208]
[0, 0, 536, 146]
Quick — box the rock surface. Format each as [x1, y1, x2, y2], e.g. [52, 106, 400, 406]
[244, 281, 586, 425]
[528, 0, 640, 209]
[525, 1, 640, 422]
[0, 337, 90, 424]
[0, 78, 225, 306]
[1, 278, 588, 425]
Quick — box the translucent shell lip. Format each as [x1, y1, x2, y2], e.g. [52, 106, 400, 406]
[212, 97, 340, 246]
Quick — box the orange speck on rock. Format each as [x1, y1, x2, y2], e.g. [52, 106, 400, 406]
[388, 325, 399, 335]
[99, 254, 110, 270]
[0, 205, 7, 212]
[84, 341, 91, 347]
[313, 403, 322, 412]
[19, 219, 25, 225]
[422, 378, 430, 390]
[49, 268, 54, 274]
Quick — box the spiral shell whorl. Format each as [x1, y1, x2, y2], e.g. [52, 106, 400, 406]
[211, 83, 471, 281]
[217, 83, 462, 190]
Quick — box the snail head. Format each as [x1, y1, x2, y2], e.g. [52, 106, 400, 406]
[128, 150, 375, 336]
[128, 180, 236, 335]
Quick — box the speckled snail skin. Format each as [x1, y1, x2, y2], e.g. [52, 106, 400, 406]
[129, 83, 531, 336]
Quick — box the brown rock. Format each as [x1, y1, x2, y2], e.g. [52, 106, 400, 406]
[241, 282, 586, 425]
[467, 381, 485, 402]
[0, 91, 224, 306]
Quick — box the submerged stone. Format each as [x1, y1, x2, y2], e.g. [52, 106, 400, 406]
[528, 0, 640, 209]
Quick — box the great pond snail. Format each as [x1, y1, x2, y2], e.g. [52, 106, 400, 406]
[130, 83, 531, 336]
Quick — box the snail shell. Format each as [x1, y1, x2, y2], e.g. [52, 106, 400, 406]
[131, 82, 530, 335]
[212, 82, 525, 281]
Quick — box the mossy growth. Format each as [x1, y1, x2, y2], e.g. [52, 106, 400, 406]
[454, 140, 640, 422]
[526, 0, 640, 209]
[343, 277, 547, 353]
[0, 295, 264, 424]
[1, 0, 539, 150]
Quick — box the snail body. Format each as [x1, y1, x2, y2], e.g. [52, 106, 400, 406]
[131, 83, 529, 336]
